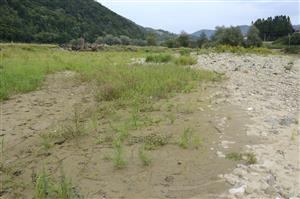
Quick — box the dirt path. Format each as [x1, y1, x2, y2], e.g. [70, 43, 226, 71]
[195, 53, 300, 198]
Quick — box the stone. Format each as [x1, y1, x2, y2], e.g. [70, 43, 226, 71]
[229, 185, 246, 195]
[264, 186, 277, 195]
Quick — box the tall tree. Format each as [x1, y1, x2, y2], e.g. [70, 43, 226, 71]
[197, 32, 209, 48]
[212, 26, 244, 46]
[253, 15, 294, 41]
[177, 31, 190, 47]
[246, 25, 262, 47]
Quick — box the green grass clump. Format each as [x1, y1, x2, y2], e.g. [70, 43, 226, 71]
[174, 56, 197, 65]
[145, 53, 173, 63]
[34, 169, 50, 199]
[39, 134, 54, 151]
[244, 152, 257, 165]
[34, 166, 81, 199]
[225, 152, 243, 161]
[112, 137, 127, 169]
[138, 145, 152, 166]
[179, 48, 191, 56]
[226, 152, 257, 164]
[178, 128, 202, 149]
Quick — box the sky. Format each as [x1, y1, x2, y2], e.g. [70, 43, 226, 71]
[97, 0, 299, 34]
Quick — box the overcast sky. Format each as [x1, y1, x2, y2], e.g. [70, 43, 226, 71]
[97, 0, 299, 34]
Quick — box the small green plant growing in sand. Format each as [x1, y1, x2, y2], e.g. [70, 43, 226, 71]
[166, 113, 176, 124]
[225, 152, 243, 161]
[110, 123, 129, 142]
[291, 130, 296, 141]
[61, 108, 86, 139]
[144, 133, 169, 150]
[57, 167, 81, 199]
[244, 152, 257, 165]
[34, 168, 50, 199]
[138, 145, 152, 166]
[178, 128, 202, 149]
[130, 111, 139, 129]
[34, 165, 82, 199]
[112, 137, 127, 169]
[177, 104, 195, 114]
[39, 134, 54, 151]
[226, 152, 257, 164]
[0, 138, 4, 171]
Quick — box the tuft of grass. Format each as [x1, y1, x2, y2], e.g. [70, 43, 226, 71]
[244, 152, 257, 165]
[174, 56, 197, 65]
[34, 168, 50, 199]
[166, 113, 176, 124]
[60, 108, 86, 139]
[57, 167, 81, 199]
[178, 128, 202, 149]
[225, 152, 243, 161]
[34, 167, 81, 199]
[145, 53, 173, 63]
[179, 48, 191, 56]
[138, 145, 152, 166]
[112, 137, 127, 169]
[226, 152, 257, 164]
[39, 134, 54, 151]
[0, 138, 4, 171]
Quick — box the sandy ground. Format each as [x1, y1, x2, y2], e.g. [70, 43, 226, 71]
[194, 53, 300, 198]
[0, 68, 255, 198]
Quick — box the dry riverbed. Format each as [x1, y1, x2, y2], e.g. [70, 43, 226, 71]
[194, 53, 300, 198]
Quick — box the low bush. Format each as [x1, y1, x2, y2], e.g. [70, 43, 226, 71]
[174, 56, 197, 65]
[145, 53, 173, 63]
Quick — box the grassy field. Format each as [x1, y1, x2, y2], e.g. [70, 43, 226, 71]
[0, 44, 222, 101]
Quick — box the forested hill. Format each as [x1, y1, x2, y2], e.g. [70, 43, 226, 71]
[0, 0, 146, 43]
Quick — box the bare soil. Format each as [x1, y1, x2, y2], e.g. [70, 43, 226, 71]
[0, 70, 255, 198]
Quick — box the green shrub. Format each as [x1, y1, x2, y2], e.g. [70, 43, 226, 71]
[174, 56, 197, 65]
[179, 48, 191, 56]
[145, 53, 173, 63]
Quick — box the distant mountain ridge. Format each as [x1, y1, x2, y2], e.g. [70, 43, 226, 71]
[145, 27, 177, 43]
[0, 0, 146, 43]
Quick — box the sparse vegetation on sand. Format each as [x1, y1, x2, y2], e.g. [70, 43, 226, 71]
[34, 167, 81, 199]
[226, 152, 257, 164]
[178, 128, 202, 149]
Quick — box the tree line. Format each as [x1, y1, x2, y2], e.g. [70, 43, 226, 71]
[253, 15, 294, 41]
